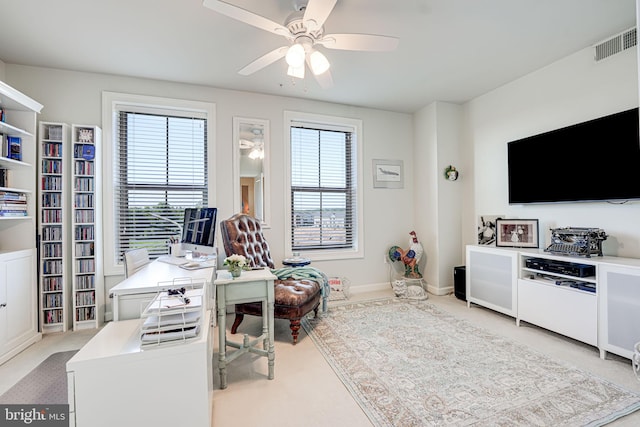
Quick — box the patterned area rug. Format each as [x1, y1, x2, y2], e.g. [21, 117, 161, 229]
[0, 351, 76, 404]
[302, 298, 640, 426]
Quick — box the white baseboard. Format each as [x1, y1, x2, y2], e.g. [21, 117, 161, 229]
[348, 282, 390, 295]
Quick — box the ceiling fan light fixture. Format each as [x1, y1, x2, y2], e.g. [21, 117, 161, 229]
[248, 148, 264, 160]
[309, 50, 330, 75]
[287, 64, 305, 79]
[285, 43, 306, 67]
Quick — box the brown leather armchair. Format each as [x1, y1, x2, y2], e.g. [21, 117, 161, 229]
[220, 213, 322, 344]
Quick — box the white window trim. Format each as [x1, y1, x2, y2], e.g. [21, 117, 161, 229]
[283, 110, 364, 261]
[102, 91, 216, 276]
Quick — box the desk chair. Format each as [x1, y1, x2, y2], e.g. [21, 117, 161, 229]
[123, 248, 151, 278]
[220, 213, 322, 344]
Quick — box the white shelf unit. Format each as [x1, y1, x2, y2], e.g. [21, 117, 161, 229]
[466, 245, 640, 360]
[71, 124, 102, 330]
[465, 245, 518, 317]
[517, 251, 598, 347]
[598, 261, 640, 360]
[38, 122, 71, 333]
[0, 80, 43, 364]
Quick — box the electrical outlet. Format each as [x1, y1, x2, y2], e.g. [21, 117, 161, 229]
[383, 253, 389, 264]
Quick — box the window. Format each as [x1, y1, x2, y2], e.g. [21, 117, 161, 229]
[285, 111, 363, 259]
[102, 92, 215, 274]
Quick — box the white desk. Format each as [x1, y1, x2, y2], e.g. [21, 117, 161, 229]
[214, 268, 276, 389]
[66, 310, 213, 427]
[110, 257, 216, 321]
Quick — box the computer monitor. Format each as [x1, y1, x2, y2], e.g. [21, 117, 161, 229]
[180, 207, 217, 256]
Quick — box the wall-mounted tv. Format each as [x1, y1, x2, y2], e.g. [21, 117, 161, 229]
[508, 107, 640, 204]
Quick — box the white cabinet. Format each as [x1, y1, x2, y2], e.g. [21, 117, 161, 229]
[71, 125, 101, 330]
[517, 252, 598, 347]
[466, 245, 640, 360]
[0, 249, 40, 364]
[0, 81, 43, 363]
[38, 122, 72, 333]
[598, 262, 640, 360]
[67, 311, 213, 427]
[466, 245, 518, 317]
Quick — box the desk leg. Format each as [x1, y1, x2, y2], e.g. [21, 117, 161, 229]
[267, 300, 275, 380]
[217, 287, 228, 389]
[261, 300, 268, 351]
[113, 295, 120, 322]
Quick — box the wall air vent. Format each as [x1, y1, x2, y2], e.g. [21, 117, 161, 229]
[594, 27, 637, 62]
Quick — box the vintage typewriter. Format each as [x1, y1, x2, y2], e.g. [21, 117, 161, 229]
[544, 227, 607, 257]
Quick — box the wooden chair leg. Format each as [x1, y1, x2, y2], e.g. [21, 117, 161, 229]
[230, 313, 244, 334]
[289, 319, 301, 344]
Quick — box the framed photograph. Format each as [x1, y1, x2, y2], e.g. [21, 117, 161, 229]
[496, 219, 539, 248]
[477, 215, 503, 246]
[372, 159, 403, 189]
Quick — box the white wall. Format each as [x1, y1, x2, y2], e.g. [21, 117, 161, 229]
[465, 44, 639, 257]
[414, 102, 464, 295]
[5, 65, 415, 311]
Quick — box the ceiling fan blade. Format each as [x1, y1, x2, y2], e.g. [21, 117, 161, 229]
[318, 33, 400, 51]
[314, 68, 334, 89]
[305, 55, 333, 89]
[239, 139, 255, 149]
[303, 0, 338, 32]
[238, 46, 288, 75]
[203, 0, 291, 38]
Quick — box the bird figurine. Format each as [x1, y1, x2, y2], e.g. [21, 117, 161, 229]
[388, 231, 424, 279]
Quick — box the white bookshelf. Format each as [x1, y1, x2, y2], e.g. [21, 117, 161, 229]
[38, 122, 71, 333]
[0, 80, 43, 364]
[71, 124, 102, 330]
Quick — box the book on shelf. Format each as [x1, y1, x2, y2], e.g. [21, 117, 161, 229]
[8, 136, 21, 161]
[0, 210, 28, 217]
[0, 191, 27, 201]
[0, 203, 27, 210]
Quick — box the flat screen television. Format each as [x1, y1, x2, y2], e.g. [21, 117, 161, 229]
[507, 107, 640, 204]
[181, 207, 217, 256]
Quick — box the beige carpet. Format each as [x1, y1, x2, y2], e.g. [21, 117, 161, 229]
[0, 351, 76, 404]
[303, 298, 640, 427]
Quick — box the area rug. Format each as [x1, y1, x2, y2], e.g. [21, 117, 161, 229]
[0, 350, 77, 404]
[302, 298, 640, 426]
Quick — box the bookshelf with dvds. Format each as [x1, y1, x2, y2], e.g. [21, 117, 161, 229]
[71, 124, 102, 330]
[0, 80, 43, 364]
[38, 122, 71, 333]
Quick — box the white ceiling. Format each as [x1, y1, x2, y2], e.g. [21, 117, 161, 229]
[0, 0, 636, 113]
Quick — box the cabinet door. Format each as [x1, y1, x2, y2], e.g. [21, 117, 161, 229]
[599, 264, 640, 359]
[466, 246, 517, 317]
[5, 252, 36, 344]
[0, 260, 7, 346]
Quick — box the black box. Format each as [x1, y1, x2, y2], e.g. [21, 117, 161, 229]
[454, 266, 466, 301]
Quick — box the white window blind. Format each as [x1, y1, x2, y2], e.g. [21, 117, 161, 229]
[115, 109, 207, 259]
[290, 125, 355, 250]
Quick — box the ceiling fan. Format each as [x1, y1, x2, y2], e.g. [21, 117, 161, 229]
[202, 0, 399, 88]
[239, 127, 265, 159]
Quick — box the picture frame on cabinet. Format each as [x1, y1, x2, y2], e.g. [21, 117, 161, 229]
[496, 218, 539, 248]
[478, 215, 503, 245]
[372, 159, 403, 189]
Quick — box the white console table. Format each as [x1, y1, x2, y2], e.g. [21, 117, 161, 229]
[110, 257, 215, 321]
[466, 245, 640, 360]
[214, 268, 276, 389]
[66, 310, 213, 427]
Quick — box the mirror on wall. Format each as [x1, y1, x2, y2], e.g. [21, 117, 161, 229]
[232, 117, 270, 227]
